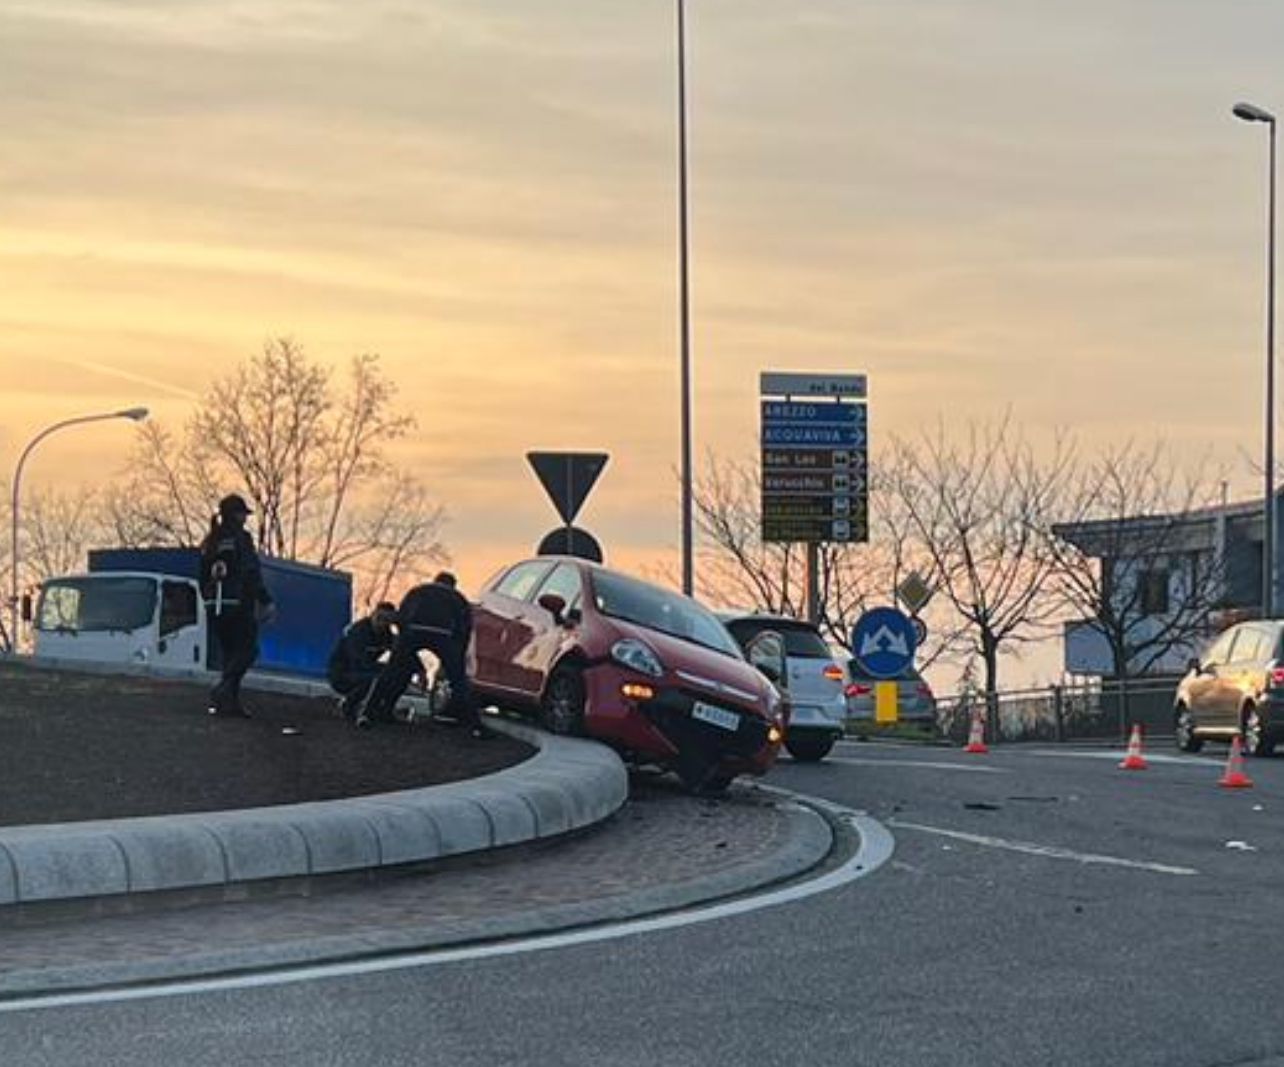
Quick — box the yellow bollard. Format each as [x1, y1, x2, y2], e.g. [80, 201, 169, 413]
[875, 680, 899, 724]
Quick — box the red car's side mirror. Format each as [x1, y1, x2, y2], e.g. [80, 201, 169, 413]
[537, 593, 567, 622]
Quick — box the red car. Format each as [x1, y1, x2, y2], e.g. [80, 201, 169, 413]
[468, 557, 785, 791]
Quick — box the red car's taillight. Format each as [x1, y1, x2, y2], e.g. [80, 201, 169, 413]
[823, 664, 845, 682]
[1270, 667, 1284, 689]
[845, 682, 873, 697]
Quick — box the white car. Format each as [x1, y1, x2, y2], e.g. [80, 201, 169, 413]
[720, 613, 847, 762]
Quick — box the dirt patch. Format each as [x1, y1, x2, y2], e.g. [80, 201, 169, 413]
[0, 660, 533, 827]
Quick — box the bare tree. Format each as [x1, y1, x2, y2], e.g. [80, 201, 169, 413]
[192, 339, 330, 558]
[1047, 441, 1227, 680]
[680, 450, 962, 670]
[886, 416, 1075, 718]
[4, 485, 112, 649]
[325, 472, 449, 609]
[20, 486, 110, 586]
[105, 422, 220, 548]
[110, 339, 448, 605]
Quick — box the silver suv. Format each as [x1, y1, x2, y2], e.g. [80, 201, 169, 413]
[720, 614, 847, 762]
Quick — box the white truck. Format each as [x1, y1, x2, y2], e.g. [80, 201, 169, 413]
[29, 547, 351, 681]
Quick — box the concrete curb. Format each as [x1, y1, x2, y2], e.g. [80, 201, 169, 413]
[0, 793, 835, 996]
[0, 718, 627, 907]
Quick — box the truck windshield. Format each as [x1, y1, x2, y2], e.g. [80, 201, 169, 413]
[37, 577, 158, 633]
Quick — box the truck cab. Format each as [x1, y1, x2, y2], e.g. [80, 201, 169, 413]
[34, 571, 205, 670]
[29, 547, 352, 680]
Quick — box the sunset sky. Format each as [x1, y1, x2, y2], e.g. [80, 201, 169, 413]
[3, 0, 1284, 682]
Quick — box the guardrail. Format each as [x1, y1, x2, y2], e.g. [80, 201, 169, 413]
[934, 677, 1181, 744]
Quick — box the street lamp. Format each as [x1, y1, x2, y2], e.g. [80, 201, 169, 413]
[676, 0, 694, 596]
[1234, 101, 1277, 617]
[8, 407, 149, 647]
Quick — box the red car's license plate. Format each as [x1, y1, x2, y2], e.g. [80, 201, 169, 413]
[692, 702, 739, 732]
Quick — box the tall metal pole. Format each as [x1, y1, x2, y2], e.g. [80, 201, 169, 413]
[1235, 103, 1278, 617]
[677, 0, 694, 596]
[1267, 118, 1277, 618]
[8, 409, 148, 648]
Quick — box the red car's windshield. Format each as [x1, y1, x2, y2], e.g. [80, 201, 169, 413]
[590, 571, 742, 659]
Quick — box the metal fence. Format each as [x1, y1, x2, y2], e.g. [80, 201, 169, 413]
[935, 676, 1181, 744]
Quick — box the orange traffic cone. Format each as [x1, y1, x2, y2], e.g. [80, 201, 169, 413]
[1119, 724, 1148, 770]
[963, 706, 988, 754]
[1219, 736, 1254, 789]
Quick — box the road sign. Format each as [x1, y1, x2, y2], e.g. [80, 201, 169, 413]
[896, 571, 934, 615]
[761, 448, 862, 472]
[851, 606, 917, 679]
[760, 401, 867, 426]
[762, 470, 863, 494]
[759, 371, 869, 545]
[537, 525, 604, 563]
[760, 372, 867, 399]
[527, 452, 608, 525]
[762, 516, 866, 543]
[761, 495, 863, 519]
[761, 424, 866, 448]
[911, 616, 929, 647]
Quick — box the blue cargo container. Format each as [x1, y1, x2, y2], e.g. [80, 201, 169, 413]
[87, 548, 352, 679]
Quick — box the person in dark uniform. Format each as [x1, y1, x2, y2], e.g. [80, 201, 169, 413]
[357, 572, 488, 737]
[327, 601, 397, 721]
[200, 494, 274, 718]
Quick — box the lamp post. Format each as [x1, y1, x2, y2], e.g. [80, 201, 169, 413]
[1234, 101, 1277, 617]
[676, 0, 694, 596]
[8, 407, 149, 647]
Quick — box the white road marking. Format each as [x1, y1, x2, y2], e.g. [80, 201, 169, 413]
[890, 820, 1199, 876]
[1023, 749, 1221, 767]
[0, 796, 895, 1014]
[822, 756, 1009, 774]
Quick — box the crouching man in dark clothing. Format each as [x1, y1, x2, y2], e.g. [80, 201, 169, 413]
[358, 572, 489, 738]
[327, 602, 397, 721]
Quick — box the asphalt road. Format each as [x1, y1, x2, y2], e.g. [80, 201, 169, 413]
[7, 738, 1284, 1067]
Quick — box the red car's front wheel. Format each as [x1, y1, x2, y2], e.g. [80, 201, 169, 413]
[541, 666, 587, 736]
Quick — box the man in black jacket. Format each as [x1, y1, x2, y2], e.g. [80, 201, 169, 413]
[357, 572, 487, 737]
[327, 602, 397, 721]
[200, 494, 274, 718]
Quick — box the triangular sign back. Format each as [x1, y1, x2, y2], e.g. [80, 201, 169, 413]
[526, 452, 609, 525]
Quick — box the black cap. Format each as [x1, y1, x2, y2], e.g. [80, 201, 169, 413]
[218, 493, 253, 517]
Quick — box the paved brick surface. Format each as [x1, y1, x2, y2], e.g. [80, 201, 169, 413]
[0, 776, 811, 986]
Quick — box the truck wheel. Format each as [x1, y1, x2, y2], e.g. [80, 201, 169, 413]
[786, 733, 836, 763]
[541, 666, 586, 736]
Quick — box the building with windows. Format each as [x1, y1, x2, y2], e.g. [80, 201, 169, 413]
[1053, 492, 1284, 677]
